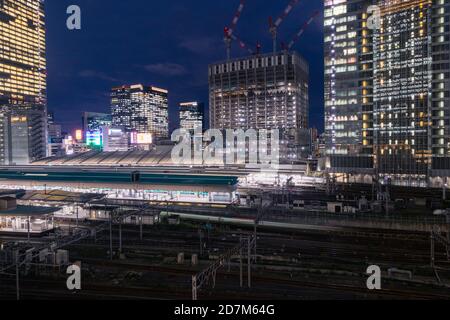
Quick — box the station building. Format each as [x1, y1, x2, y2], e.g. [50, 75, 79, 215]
[0, 197, 58, 235]
[0, 170, 239, 205]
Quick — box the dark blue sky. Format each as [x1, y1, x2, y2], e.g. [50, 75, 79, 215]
[46, 0, 324, 133]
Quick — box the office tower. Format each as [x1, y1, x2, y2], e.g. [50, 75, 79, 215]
[5, 108, 48, 165]
[111, 84, 169, 139]
[324, 0, 375, 165]
[209, 52, 309, 160]
[179, 102, 205, 132]
[0, 0, 47, 164]
[374, 0, 433, 183]
[102, 127, 129, 152]
[48, 124, 63, 157]
[48, 124, 62, 155]
[324, 0, 449, 187]
[82, 112, 112, 134]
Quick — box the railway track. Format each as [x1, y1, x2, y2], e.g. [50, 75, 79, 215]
[2, 220, 450, 300]
[8, 256, 446, 300]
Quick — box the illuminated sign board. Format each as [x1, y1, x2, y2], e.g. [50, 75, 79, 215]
[131, 132, 152, 144]
[86, 130, 102, 147]
[137, 133, 152, 144]
[75, 129, 83, 141]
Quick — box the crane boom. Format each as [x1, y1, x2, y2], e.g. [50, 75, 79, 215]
[230, 33, 254, 55]
[287, 11, 320, 50]
[269, 0, 301, 54]
[224, 0, 247, 60]
[228, 0, 246, 37]
[273, 0, 300, 27]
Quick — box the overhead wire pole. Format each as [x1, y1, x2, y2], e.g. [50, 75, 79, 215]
[269, 0, 301, 54]
[16, 263, 19, 301]
[1, 205, 151, 279]
[109, 211, 113, 260]
[240, 238, 243, 288]
[224, 0, 246, 60]
[192, 236, 255, 300]
[247, 237, 251, 288]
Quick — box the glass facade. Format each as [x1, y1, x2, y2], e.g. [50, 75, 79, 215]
[324, 0, 374, 158]
[374, 0, 432, 179]
[82, 112, 112, 133]
[0, 0, 47, 164]
[179, 101, 205, 132]
[324, 0, 450, 186]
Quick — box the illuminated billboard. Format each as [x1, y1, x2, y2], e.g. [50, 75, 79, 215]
[75, 129, 83, 141]
[137, 133, 152, 144]
[131, 132, 153, 144]
[86, 130, 102, 147]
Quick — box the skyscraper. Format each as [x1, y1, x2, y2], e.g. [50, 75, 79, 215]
[179, 101, 205, 132]
[324, 0, 450, 187]
[209, 52, 309, 159]
[111, 84, 169, 139]
[0, 0, 47, 164]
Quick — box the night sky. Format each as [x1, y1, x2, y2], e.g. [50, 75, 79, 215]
[45, 0, 324, 134]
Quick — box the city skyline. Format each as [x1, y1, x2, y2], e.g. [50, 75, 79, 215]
[2, 0, 450, 304]
[45, 0, 324, 133]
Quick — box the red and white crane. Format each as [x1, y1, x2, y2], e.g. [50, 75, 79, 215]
[224, 0, 247, 60]
[269, 0, 301, 54]
[228, 32, 255, 56]
[284, 10, 320, 51]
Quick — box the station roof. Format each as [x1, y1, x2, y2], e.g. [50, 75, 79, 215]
[32, 147, 175, 167]
[0, 205, 60, 217]
[0, 170, 239, 187]
[20, 190, 105, 203]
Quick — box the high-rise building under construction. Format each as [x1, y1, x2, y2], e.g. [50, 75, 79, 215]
[324, 0, 450, 187]
[0, 0, 47, 164]
[209, 51, 309, 160]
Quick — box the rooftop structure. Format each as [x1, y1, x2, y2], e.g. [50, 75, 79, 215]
[0, 205, 58, 235]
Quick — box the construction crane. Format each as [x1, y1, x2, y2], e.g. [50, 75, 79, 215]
[283, 10, 320, 51]
[269, 0, 301, 54]
[224, 0, 246, 60]
[226, 29, 254, 56]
